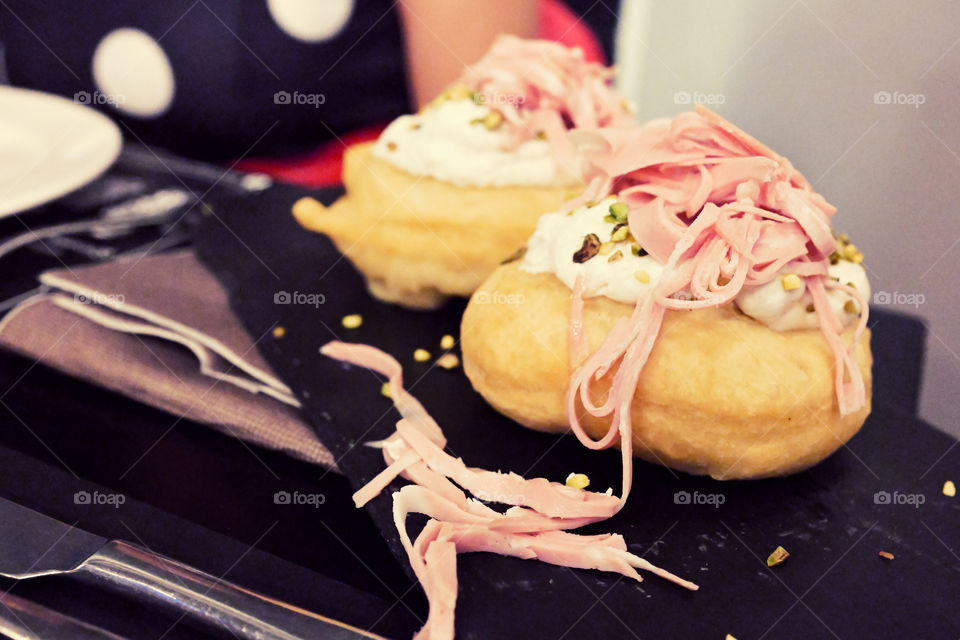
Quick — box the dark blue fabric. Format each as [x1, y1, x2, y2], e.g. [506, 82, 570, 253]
[1, 0, 410, 158]
[1, 1, 621, 160]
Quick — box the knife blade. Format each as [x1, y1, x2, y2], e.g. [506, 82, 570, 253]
[0, 498, 386, 640]
[0, 499, 105, 579]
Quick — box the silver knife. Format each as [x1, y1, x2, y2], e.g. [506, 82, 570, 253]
[0, 498, 386, 640]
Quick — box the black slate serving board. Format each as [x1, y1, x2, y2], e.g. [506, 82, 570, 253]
[193, 183, 960, 640]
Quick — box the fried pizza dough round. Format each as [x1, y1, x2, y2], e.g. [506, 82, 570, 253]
[293, 143, 577, 309]
[461, 262, 872, 479]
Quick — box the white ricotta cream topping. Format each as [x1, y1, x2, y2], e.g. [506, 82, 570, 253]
[371, 99, 574, 188]
[521, 198, 870, 331]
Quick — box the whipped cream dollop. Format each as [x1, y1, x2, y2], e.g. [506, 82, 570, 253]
[521, 197, 870, 331]
[371, 98, 571, 188]
[371, 36, 633, 189]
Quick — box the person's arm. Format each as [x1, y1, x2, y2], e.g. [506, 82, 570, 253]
[397, 0, 538, 108]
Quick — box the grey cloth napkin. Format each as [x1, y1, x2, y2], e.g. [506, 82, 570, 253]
[0, 250, 336, 470]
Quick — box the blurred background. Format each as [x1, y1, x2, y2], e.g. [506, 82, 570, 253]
[616, 0, 960, 435]
[0, 0, 956, 434]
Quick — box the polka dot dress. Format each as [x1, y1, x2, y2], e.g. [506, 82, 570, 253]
[1, 0, 410, 158]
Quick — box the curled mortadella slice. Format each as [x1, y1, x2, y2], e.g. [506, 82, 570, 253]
[460, 35, 634, 152]
[323, 342, 697, 640]
[562, 106, 868, 463]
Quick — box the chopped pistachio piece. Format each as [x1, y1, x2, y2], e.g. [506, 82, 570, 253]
[427, 84, 474, 110]
[767, 546, 790, 567]
[603, 214, 617, 223]
[832, 232, 865, 264]
[634, 269, 651, 284]
[631, 244, 647, 257]
[607, 249, 624, 263]
[482, 110, 503, 130]
[565, 473, 590, 490]
[610, 223, 629, 243]
[573, 233, 601, 263]
[599, 241, 614, 256]
[781, 274, 803, 291]
[446, 84, 473, 101]
[440, 334, 455, 350]
[944, 480, 956, 497]
[608, 201, 629, 222]
[436, 353, 459, 369]
[341, 314, 363, 329]
[413, 348, 431, 362]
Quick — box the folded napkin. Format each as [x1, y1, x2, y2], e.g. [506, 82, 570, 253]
[0, 250, 336, 470]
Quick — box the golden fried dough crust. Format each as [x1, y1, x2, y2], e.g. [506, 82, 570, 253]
[461, 262, 872, 479]
[293, 143, 576, 309]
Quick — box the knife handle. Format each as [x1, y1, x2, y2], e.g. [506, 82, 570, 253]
[74, 541, 384, 640]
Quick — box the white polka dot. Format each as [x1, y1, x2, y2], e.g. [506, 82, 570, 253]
[92, 28, 175, 119]
[266, 0, 354, 43]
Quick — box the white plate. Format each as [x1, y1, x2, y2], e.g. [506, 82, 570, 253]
[0, 87, 123, 217]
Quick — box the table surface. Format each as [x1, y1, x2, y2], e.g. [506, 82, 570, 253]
[0, 160, 421, 640]
[0, 161, 956, 640]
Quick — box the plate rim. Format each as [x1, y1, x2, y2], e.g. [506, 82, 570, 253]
[0, 86, 123, 218]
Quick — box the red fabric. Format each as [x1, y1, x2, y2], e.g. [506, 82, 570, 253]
[235, 0, 607, 188]
[538, 0, 607, 65]
[236, 125, 386, 189]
